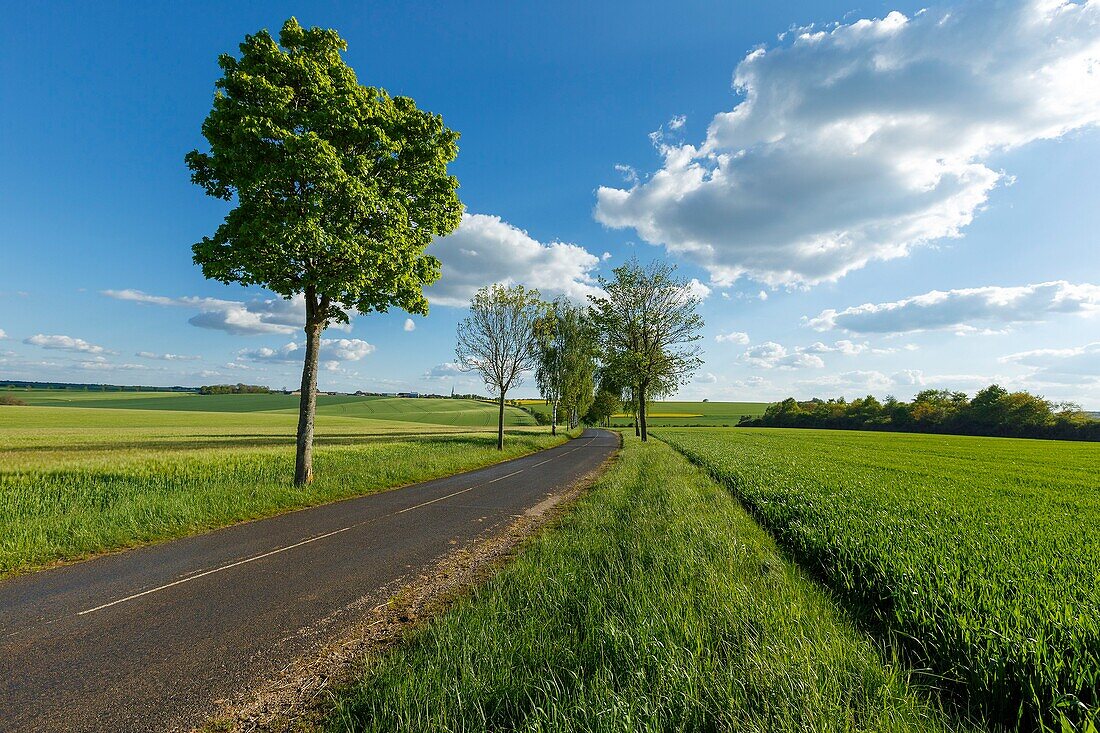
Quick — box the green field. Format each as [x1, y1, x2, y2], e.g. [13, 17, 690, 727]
[328, 433, 968, 732]
[0, 393, 554, 577]
[658, 428, 1100, 730]
[11, 389, 536, 428]
[519, 399, 770, 426]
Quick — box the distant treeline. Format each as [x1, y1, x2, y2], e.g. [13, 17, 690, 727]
[198, 384, 272, 395]
[740, 385, 1100, 441]
[1, 380, 196, 393]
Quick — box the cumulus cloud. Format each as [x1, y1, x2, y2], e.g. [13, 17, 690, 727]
[0, 329, 7, 339]
[740, 341, 825, 370]
[425, 213, 602, 307]
[237, 338, 375, 365]
[797, 370, 896, 392]
[104, 289, 313, 335]
[136, 351, 201, 361]
[595, 2, 1100, 285]
[424, 362, 464, 379]
[24, 334, 110, 354]
[76, 360, 154, 372]
[403, 318, 416, 332]
[696, 371, 718, 384]
[715, 330, 750, 345]
[685, 278, 712, 301]
[808, 281, 1100, 334]
[1001, 342, 1100, 385]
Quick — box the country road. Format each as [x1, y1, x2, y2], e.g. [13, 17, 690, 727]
[0, 429, 618, 733]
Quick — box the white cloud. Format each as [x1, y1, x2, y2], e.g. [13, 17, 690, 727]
[426, 213, 602, 307]
[1001, 342, 1100, 385]
[136, 351, 202, 361]
[24, 334, 110, 354]
[104, 289, 314, 336]
[696, 371, 718, 384]
[685, 278, 712, 301]
[740, 341, 825, 370]
[76, 361, 154, 372]
[808, 281, 1100, 334]
[0, 329, 7, 339]
[595, 2, 1100, 285]
[668, 114, 687, 130]
[715, 330, 750, 345]
[797, 370, 896, 393]
[237, 338, 375, 364]
[424, 362, 464, 379]
[403, 318, 416, 332]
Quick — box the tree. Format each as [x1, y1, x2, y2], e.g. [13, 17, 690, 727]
[535, 298, 598, 434]
[456, 284, 544, 450]
[584, 390, 621, 427]
[588, 259, 703, 441]
[186, 19, 462, 485]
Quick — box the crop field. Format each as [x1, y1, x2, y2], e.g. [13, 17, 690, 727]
[329, 434, 968, 732]
[0, 394, 555, 577]
[658, 427, 1100, 730]
[517, 399, 770, 426]
[11, 389, 536, 428]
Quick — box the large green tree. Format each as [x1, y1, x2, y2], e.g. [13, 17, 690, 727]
[589, 259, 703, 441]
[455, 284, 544, 450]
[186, 19, 462, 485]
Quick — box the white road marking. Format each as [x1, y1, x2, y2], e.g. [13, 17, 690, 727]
[74, 434, 605, 617]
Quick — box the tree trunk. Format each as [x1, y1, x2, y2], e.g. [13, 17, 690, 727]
[551, 400, 557, 436]
[294, 314, 323, 486]
[497, 392, 506, 450]
[639, 387, 648, 442]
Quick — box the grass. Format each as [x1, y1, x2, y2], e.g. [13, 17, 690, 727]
[657, 427, 1100, 730]
[518, 399, 771, 426]
[326, 433, 970, 733]
[0, 397, 558, 578]
[11, 389, 537, 427]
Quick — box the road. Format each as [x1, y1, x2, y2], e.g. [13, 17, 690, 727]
[0, 429, 618, 732]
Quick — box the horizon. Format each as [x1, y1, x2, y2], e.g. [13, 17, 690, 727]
[3, 1, 1099, 407]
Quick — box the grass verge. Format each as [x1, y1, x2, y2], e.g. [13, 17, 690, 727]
[326, 433, 970, 732]
[0, 431, 565, 579]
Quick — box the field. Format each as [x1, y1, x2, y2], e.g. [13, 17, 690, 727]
[658, 428, 1100, 730]
[517, 399, 770, 426]
[12, 389, 535, 428]
[0, 393, 554, 577]
[329, 434, 968, 732]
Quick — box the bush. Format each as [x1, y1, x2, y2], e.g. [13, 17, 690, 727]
[0, 395, 27, 406]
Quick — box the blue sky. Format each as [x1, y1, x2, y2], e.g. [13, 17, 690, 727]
[2, 0, 1099, 405]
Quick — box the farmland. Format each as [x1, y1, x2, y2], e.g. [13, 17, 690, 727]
[658, 427, 1100, 729]
[517, 399, 770, 426]
[0, 393, 555, 577]
[329, 434, 967, 732]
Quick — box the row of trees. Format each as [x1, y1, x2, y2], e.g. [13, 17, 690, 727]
[198, 383, 271, 395]
[742, 385, 1099, 441]
[455, 260, 705, 449]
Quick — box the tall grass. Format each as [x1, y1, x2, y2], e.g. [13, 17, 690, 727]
[328, 435, 969, 732]
[658, 428, 1100, 731]
[0, 432, 564, 577]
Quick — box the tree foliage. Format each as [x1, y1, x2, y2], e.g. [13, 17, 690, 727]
[588, 259, 703, 441]
[535, 298, 598, 433]
[743, 384, 1099, 441]
[186, 18, 462, 483]
[456, 284, 544, 449]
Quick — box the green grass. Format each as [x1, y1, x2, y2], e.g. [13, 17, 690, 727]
[519, 399, 771, 426]
[0, 398, 556, 577]
[657, 427, 1100, 730]
[327, 434, 970, 733]
[11, 389, 537, 427]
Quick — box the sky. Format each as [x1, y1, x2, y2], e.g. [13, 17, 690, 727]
[2, 0, 1099, 406]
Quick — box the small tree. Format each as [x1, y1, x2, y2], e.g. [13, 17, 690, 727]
[186, 19, 462, 485]
[589, 259, 703, 441]
[584, 390, 620, 427]
[456, 284, 544, 450]
[535, 298, 597, 434]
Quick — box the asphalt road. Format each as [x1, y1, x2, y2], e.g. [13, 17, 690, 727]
[0, 429, 618, 733]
